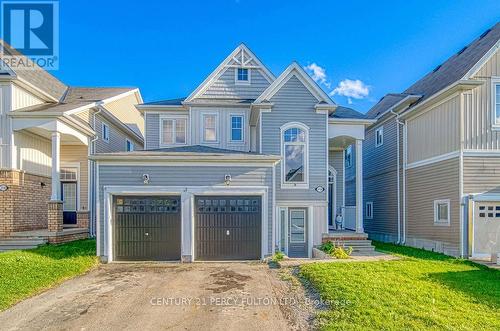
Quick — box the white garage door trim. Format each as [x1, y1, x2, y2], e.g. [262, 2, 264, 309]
[471, 193, 500, 259]
[101, 185, 269, 262]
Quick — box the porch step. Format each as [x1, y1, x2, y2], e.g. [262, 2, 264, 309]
[0, 238, 47, 252]
[323, 233, 376, 254]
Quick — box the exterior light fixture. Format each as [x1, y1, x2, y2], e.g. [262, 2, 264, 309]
[224, 174, 232, 186]
[142, 174, 150, 184]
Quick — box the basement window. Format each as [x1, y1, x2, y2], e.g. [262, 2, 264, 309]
[434, 200, 450, 226]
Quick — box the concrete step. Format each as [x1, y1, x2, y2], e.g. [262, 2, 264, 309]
[0, 238, 47, 251]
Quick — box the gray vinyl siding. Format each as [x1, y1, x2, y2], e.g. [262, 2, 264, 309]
[363, 118, 401, 241]
[94, 115, 141, 153]
[463, 156, 500, 195]
[406, 157, 461, 256]
[328, 150, 344, 208]
[201, 68, 270, 100]
[261, 75, 327, 202]
[145, 112, 160, 150]
[97, 165, 273, 255]
[344, 144, 356, 206]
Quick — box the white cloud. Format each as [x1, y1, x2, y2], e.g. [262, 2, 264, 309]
[330, 79, 370, 102]
[304, 63, 331, 89]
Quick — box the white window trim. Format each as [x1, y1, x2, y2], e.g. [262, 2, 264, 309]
[289, 209, 307, 244]
[126, 139, 134, 152]
[280, 122, 309, 189]
[365, 201, 373, 219]
[201, 112, 219, 144]
[102, 123, 110, 143]
[159, 115, 189, 147]
[491, 77, 500, 130]
[228, 113, 245, 143]
[375, 126, 384, 147]
[234, 67, 251, 85]
[60, 162, 80, 211]
[434, 199, 451, 226]
[345, 145, 353, 168]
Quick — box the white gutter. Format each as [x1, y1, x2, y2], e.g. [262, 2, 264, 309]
[402, 122, 408, 244]
[90, 153, 281, 163]
[390, 109, 402, 244]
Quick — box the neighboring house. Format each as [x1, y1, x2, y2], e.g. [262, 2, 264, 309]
[92, 44, 373, 262]
[0, 40, 144, 246]
[356, 22, 500, 259]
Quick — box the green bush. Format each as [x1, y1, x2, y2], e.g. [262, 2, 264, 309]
[272, 251, 285, 262]
[319, 240, 352, 259]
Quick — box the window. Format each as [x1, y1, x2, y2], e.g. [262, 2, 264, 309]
[289, 209, 306, 243]
[434, 199, 450, 226]
[160, 117, 187, 145]
[203, 114, 218, 142]
[230, 115, 243, 142]
[365, 202, 373, 219]
[282, 125, 308, 185]
[345, 145, 353, 168]
[375, 126, 384, 147]
[494, 80, 500, 126]
[235, 67, 250, 84]
[102, 123, 109, 142]
[60, 167, 77, 181]
[126, 139, 134, 152]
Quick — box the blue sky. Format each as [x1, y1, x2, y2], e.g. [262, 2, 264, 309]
[56, 0, 500, 112]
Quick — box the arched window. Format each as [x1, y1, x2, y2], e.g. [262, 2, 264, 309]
[281, 123, 309, 187]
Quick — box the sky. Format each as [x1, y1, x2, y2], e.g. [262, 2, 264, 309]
[54, 0, 500, 113]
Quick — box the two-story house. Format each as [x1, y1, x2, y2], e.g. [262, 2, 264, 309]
[357, 22, 500, 259]
[92, 44, 374, 262]
[0, 40, 144, 248]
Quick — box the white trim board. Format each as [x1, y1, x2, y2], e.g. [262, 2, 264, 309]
[406, 151, 460, 170]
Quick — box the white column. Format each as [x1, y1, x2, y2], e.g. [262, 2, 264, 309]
[355, 139, 364, 233]
[51, 132, 61, 201]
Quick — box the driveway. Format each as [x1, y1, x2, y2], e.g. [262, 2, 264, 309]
[0, 263, 301, 331]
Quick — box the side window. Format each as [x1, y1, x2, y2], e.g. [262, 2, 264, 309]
[235, 67, 250, 84]
[160, 117, 187, 146]
[203, 114, 218, 142]
[493, 80, 500, 127]
[126, 139, 134, 152]
[375, 126, 383, 147]
[434, 199, 450, 226]
[365, 202, 373, 219]
[102, 123, 110, 143]
[282, 125, 308, 186]
[345, 145, 353, 168]
[230, 115, 243, 142]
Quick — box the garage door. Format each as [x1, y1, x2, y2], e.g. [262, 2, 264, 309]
[113, 196, 181, 261]
[473, 202, 500, 257]
[195, 196, 261, 260]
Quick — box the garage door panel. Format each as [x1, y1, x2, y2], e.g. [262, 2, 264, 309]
[113, 196, 181, 261]
[195, 196, 261, 261]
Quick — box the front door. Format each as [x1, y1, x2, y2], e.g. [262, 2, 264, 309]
[288, 208, 307, 257]
[61, 182, 77, 224]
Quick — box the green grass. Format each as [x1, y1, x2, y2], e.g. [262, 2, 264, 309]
[300, 242, 500, 331]
[0, 239, 99, 311]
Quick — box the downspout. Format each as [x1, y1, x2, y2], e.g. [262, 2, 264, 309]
[402, 121, 407, 244]
[391, 110, 403, 244]
[89, 107, 103, 237]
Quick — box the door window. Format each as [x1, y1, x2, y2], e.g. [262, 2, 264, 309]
[62, 183, 77, 212]
[289, 209, 306, 243]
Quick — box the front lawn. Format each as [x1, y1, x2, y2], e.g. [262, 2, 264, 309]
[300, 242, 500, 330]
[0, 239, 98, 311]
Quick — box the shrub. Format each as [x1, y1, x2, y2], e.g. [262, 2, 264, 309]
[272, 251, 285, 262]
[319, 240, 352, 259]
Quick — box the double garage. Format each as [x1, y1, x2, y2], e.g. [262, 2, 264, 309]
[112, 195, 262, 261]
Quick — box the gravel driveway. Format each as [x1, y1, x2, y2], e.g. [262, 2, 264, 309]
[0, 263, 303, 331]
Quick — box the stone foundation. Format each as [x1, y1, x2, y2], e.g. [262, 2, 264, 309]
[0, 170, 51, 236]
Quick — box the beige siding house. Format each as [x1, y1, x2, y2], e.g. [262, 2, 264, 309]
[0, 40, 144, 247]
[359, 22, 500, 259]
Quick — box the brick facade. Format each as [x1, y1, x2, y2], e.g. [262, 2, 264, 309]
[47, 230, 89, 244]
[0, 170, 51, 237]
[76, 211, 90, 229]
[48, 201, 63, 232]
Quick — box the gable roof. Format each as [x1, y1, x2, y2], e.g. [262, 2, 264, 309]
[11, 87, 138, 115]
[367, 22, 500, 119]
[0, 39, 68, 101]
[185, 43, 276, 102]
[254, 62, 335, 105]
[330, 106, 367, 120]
